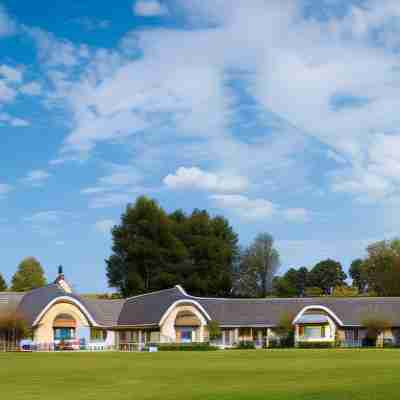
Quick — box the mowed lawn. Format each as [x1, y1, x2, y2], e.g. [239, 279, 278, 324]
[1, 350, 400, 400]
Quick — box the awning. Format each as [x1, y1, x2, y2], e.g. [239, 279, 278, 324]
[296, 314, 330, 324]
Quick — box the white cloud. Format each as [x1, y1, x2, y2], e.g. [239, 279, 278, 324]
[283, 208, 310, 223]
[133, 0, 169, 17]
[0, 65, 22, 83]
[0, 183, 13, 197]
[0, 113, 29, 127]
[89, 193, 134, 209]
[164, 166, 248, 194]
[20, 81, 42, 96]
[23, 211, 62, 224]
[94, 219, 115, 234]
[210, 194, 275, 219]
[74, 17, 110, 31]
[21, 169, 51, 187]
[0, 81, 16, 103]
[0, 5, 16, 37]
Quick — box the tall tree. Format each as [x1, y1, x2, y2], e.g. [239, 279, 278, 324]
[362, 239, 400, 296]
[106, 196, 187, 297]
[0, 272, 7, 291]
[106, 197, 239, 297]
[273, 267, 309, 297]
[235, 233, 280, 297]
[11, 257, 47, 292]
[308, 259, 346, 295]
[349, 258, 367, 293]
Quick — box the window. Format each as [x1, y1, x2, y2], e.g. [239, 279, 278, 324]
[120, 331, 127, 342]
[90, 329, 107, 342]
[54, 328, 75, 340]
[304, 326, 323, 339]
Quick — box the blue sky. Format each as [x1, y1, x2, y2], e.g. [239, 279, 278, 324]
[1, 0, 399, 292]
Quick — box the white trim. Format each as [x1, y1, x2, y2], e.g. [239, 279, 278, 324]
[32, 296, 100, 327]
[293, 305, 344, 326]
[158, 299, 212, 326]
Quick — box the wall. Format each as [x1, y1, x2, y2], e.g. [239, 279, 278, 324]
[33, 301, 90, 343]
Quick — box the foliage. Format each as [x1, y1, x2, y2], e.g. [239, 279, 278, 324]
[234, 233, 280, 297]
[0, 311, 31, 343]
[276, 312, 295, 338]
[296, 341, 334, 348]
[156, 343, 217, 351]
[11, 257, 47, 292]
[0, 272, 7, 291]
[307, 259, 347, 295]
[106, 196, 239, 297]
[304, 286, 324, 297]
[361, 239, 400, 296]
[236, 341, 256, 349]
[362, 315, 391, 341]
[349, 259, 368, 293]
[273, 267, 309, 297]
[207, 320, 222, 341]
[332, 285, 359, 297]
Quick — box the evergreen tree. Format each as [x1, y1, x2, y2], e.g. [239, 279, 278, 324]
[0, 272, 7, 291]
[11, 257, 47, 292]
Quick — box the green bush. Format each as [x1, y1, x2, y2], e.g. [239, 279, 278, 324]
[296, 341, 334, 348]
[156, 343, 218, 351]
[236, 341, 256, 349]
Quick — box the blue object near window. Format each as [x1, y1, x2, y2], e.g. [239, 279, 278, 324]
[54, 328, 75, 340]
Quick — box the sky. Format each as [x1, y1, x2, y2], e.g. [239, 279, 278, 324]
[1, 0, 400, 292]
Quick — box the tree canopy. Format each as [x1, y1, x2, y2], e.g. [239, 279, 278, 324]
[361, 239, 400, 296]
[11, 257, 47, 292]
[106, 196, 239, 297]
[234, 233, 280, 297]
[0, 272, 7, 291]
[307, 259, 346, 295]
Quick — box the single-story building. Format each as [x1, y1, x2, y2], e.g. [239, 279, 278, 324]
[1, 271, 400, 350]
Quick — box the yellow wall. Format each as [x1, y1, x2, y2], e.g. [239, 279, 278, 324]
[33, 301, 90, 343]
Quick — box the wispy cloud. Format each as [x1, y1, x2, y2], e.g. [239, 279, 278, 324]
[94, 219, 115, 234]
[133, 0, 169, 17]
[21, 169, 51, 187]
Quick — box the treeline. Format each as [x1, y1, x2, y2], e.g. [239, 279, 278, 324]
[107, 196, 400, 299]
[0, 257, 47, 292]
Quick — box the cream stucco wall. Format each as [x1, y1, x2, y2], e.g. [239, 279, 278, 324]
[160, 304, 207, 343]
[33, 301, 90, 343]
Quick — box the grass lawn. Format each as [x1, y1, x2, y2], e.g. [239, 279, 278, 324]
[1, 349, 400, 400]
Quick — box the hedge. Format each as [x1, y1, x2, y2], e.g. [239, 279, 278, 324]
[155, 343, 218, 351]
[296, 341, 334, 349]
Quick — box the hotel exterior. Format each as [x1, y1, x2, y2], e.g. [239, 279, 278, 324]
[1, 273, 400, 350]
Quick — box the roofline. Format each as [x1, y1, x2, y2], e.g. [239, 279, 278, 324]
[158, 299, 212, 326]
[293, 305, 344, 326]
[32, 296, 102, 328]
[124, 287, 183, 302]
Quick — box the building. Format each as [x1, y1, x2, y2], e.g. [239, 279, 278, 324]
[1, 271, 400, 350]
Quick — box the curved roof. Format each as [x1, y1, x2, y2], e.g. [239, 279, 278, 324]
[8, 283, 400, 328]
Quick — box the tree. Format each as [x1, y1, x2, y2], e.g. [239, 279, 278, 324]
[0, 311, 31, 350]
[106, 196, 187, 297]
[362, 239, 400, 296]
[332, 285, 359, 297]
[304, 286, 324, 297]
[0, 273, 7, 291]
[106, 197, 239, 297]
[11, 257, 47, 292]
[207, 321, 222, 342]
[235, 233, 280, 297]
[362, 315, 391, 346]
[349, 259, 367, 293]
[308, 259, 346, 295]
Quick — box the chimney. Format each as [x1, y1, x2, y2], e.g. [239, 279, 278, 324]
[55, 265, 72, 293]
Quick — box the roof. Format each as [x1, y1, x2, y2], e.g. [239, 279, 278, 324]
[296, 314, 330, 324]
[118, 287, 187, 326]
[0, 292, 25, 317]
[8, 283, 400, 328]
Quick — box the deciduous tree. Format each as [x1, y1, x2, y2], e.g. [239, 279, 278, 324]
[0, 273, 7, 291]
[11, 257, 47, 292]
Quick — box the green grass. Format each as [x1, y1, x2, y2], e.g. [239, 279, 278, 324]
[1, 349, 400, 400]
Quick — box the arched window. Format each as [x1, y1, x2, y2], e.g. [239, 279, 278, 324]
[53, 314, 76, 341]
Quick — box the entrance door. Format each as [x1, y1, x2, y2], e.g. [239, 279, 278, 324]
[179, 328, 194, 343]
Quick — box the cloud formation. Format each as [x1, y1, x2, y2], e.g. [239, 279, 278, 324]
[133, 1, 168, 17]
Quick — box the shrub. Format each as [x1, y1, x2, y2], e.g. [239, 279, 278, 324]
[296, 341, 334, 348]
[157, 343, 217, 351]
[236, 341, 256, 349]
[207, 321, 222, 342]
